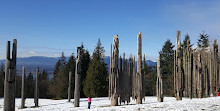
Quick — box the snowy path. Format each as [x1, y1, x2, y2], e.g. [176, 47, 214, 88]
[0, 96, 220, 111]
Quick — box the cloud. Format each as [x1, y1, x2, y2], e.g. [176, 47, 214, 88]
[27, 51, 36, 55]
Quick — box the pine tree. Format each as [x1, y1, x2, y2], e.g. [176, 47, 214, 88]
[83, 39, 108, 97]
[159, 39, 175, 96]
[26, 72, 34, 98]
[39, 69, 49, 98]
[50, 52, 68, 99]
[53, 52, 66, 79]
[16, 75, 22, 97]
[53, 60, 61, 78]
[197, 31, 209, 49]
[80, 44, 91, 98]
[144, 64, 157, 96]
[182, 34, 191, 48]
[56, 53, 76, 99]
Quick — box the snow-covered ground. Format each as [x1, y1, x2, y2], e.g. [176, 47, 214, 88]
[0, 96, 220, 111]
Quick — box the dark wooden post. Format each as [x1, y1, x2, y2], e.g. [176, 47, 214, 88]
[68, 71, 72, 102]
[74, 47, 81, 107]
[4, 39, 17, 111]
[21, 66, 26, 108]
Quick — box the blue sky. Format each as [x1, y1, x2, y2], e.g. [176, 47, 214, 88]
[0, 0, 220, 61]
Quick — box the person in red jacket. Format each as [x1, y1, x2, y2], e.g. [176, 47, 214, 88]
[88, 96, 92, 109]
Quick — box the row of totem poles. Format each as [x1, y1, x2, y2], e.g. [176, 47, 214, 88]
[174, 31, 220, 100]
[3, 39, 82, 111]
[108, 32, 164, 106]
[3, 33, 164, 111]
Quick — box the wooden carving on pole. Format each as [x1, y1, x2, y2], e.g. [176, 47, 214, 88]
[109, 34, 119, 106]
[156, 58, 163, 102]
[4, 39, 17, 111]
[74, 47, 81, 107]
[175, 31, 183, 100]
[21, 66, 26, 108]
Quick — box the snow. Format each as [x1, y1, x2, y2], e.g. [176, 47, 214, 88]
[0, 96, 220, 111]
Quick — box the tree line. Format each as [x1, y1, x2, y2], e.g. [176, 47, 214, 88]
[0, 32, 210, 98]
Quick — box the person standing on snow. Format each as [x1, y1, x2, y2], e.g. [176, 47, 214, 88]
[88, 96, 92, 109]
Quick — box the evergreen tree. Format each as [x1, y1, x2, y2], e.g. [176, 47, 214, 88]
[39, 69, 49, 98]
[80, 44, 91, 98]
[16, 75, 22, 97]
[56, 53, 76, 99]
[0, 64, 5, 97]
[197, 31, 209, 49]
[53, 52, 66, 79]
[26, 72, 34, 98]
[182, 34, 191, 48]
[84, 39, 108, 97]
[53, 60, 61, 78]
[50, 52, 68, 99]
[144, 64, 157, 96]
[159, 39, 175, 96]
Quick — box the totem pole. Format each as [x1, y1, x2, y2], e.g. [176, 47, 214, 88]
[74, 47, 81, 107]
[4, 39, 17, 111]
[136, 32, 144, 104]
[68, 71, 72, 102]
[174, 50, 176, 97]
[109, 34, 119, 106]
[156, 57, 163, 102]
[186, 40, 193, 99]
[198, 53, 203, 98]
[193, 50, 197, 98]
[132, 56, 136, 100]
[21, 66, 26, 108]
[175, 31, 183, 100]
[213, 40, 219, 93]
[34, 67, 39, 107]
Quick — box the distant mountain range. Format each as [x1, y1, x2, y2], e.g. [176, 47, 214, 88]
[0, 56, 59, 77]
[0, 56, 157, 76]
[104, 56, 157, 70]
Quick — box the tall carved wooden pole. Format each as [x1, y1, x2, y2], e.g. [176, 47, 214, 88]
[174, 50, 176, 97]
[68, 71, 72, 102]
[21, 66, 26, 108]
[34, 67, 39, 107]
[119, 56, 122, 104]
[210, 47, 214, 96]
[187, 40, 193, 99]
[132, 56, 136, 100]
[192, 50, 198, 98]
[128, 56, 133, 102]
[156, 57, 163, 102]
[136, 32, 144, 104]
[204, 56, 209, 97]
[4, 39, 17, 111]
[213, 40, 219, 93]
[74, 47, 81, 107]
[198, 53, 203, 98]
[109, 34, 119, 106]
[175, 31, 183, 100]
[183, 46, 187, 97]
